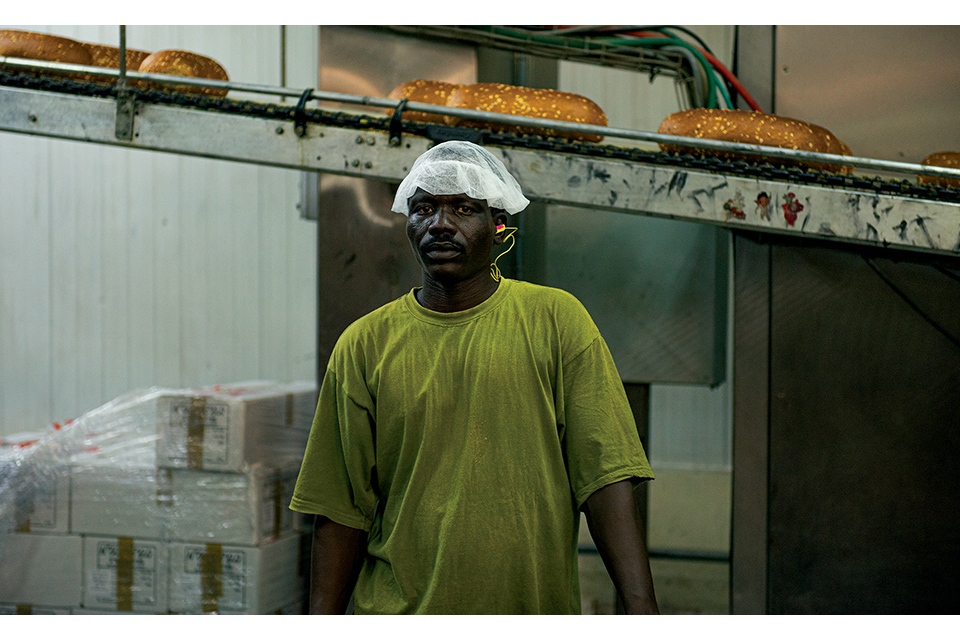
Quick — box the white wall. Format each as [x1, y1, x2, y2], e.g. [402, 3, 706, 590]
[0, 26, 319, 436]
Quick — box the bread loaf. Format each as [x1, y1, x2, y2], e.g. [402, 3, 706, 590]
[444, 82, 608, 142]
[85, 43, 151, 71]
[918, 152, 960, 188]
[137, 49, 229, 97]
[387, 79, 459, 124]
[657, 108, 853, 174]
[0, 29, 92, 79]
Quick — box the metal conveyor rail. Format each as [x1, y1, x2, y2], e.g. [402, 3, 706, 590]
[1, 61, 959, 259]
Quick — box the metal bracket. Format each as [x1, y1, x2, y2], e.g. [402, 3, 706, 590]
[114, 25, 135, 141]
[114, 87, 136, 140]
[388, 98, 407, 146]
[423, 124, 486, 146]
[294, 88, 314, 138]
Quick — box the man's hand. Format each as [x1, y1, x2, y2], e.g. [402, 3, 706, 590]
[583, 479, 660, 614]
[309, 516, 368, 614]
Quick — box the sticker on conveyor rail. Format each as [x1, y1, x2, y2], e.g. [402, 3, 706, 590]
[719, 189, 810, 229]
[756, 192, 772, 221]
[781, 191, 806, 227]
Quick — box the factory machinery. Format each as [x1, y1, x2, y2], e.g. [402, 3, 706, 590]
[4, 26, 960, 615]
[1, 30, 960, 260]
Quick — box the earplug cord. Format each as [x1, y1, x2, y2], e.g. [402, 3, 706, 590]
[490, 227, 518, 282]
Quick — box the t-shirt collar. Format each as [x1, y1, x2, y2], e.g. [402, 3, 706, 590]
[404, 278, 512, 325]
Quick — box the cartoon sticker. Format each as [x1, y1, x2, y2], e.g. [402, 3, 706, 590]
[755, 192, 771, 221]
[723, 192, 746, 220]
[782, 192, 804, 226]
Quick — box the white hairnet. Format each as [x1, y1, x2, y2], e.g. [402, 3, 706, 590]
[392, 140, 530, 215]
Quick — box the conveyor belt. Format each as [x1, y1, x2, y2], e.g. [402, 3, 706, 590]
[2, 66, 960, 258]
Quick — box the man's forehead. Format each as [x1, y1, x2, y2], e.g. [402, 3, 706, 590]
[409, 189, 488, 207]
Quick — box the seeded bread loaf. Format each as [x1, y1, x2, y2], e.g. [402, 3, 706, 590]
[918, 152, 960, 188]
[657, 108, 853, 174]
[0, 29, 91, 78]
[444, 82, 608, 142]
[85, 43, 151, 71]
[137, 49, 229, 97]
[387, 79, 459, 124]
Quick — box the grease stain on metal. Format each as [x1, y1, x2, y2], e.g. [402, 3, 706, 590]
[915, 216, 936, 247]
[667, 171, 687, 196]
[687, 180, 728, 214]
[894, 220, 908, 240]
[589, 164, 611, 183]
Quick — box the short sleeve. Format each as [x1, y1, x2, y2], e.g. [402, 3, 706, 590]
[559, 336, 654, 509]
[289, 364, 379, 531]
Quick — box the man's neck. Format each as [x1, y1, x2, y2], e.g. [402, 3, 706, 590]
[416, 272, 501, 312]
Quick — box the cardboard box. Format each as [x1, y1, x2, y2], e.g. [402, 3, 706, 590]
[57, 382, 316, 473]
[70, 462, 170, 540]
[13, 473, 70, 535]
[71, 463, 300, 546]
[1, 441, 70, 535]
[171, 465, 301, 546]
[0, 533, 82, 608]
[168, 534, 302, 614]
[81, 536, 169, 614]
[71, 606, 165, 615]
[0, 604, 71, 614]
[155, 382, 316, 473]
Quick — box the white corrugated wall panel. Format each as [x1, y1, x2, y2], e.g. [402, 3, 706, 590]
[0, 26, 318, 435]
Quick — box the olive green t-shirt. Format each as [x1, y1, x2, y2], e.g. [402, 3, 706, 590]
[290, 278, 653, 614]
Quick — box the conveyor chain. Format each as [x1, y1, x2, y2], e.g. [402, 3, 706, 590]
[3, 69, 959, 205]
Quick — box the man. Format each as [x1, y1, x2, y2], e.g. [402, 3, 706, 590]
[290, 140, 659, 614]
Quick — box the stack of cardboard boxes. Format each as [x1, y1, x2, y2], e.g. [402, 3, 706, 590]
[0, 382, 317, 615]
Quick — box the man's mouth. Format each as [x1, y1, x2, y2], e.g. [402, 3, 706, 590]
[423, 241, 463, 259]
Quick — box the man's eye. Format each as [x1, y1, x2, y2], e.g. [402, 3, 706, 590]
[412, 205, 433, 215]
[457, 206, 476, 215]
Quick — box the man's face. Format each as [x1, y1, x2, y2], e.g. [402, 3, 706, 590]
[405, 189, 506, 285]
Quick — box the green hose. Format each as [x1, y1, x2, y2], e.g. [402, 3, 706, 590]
[588, 35, 732, 109]
[478, 26, 735, 110]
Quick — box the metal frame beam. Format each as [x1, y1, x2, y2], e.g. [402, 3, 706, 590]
[2, 84, 960, 259]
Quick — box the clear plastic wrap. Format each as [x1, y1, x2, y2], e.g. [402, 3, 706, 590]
[0, 381, 317, 614]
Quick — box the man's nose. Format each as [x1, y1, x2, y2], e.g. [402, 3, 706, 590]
[427, 206, 456, 234]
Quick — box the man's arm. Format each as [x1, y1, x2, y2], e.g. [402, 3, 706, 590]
[582, 479, 660, 614]
[309, 515, 368, 614]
